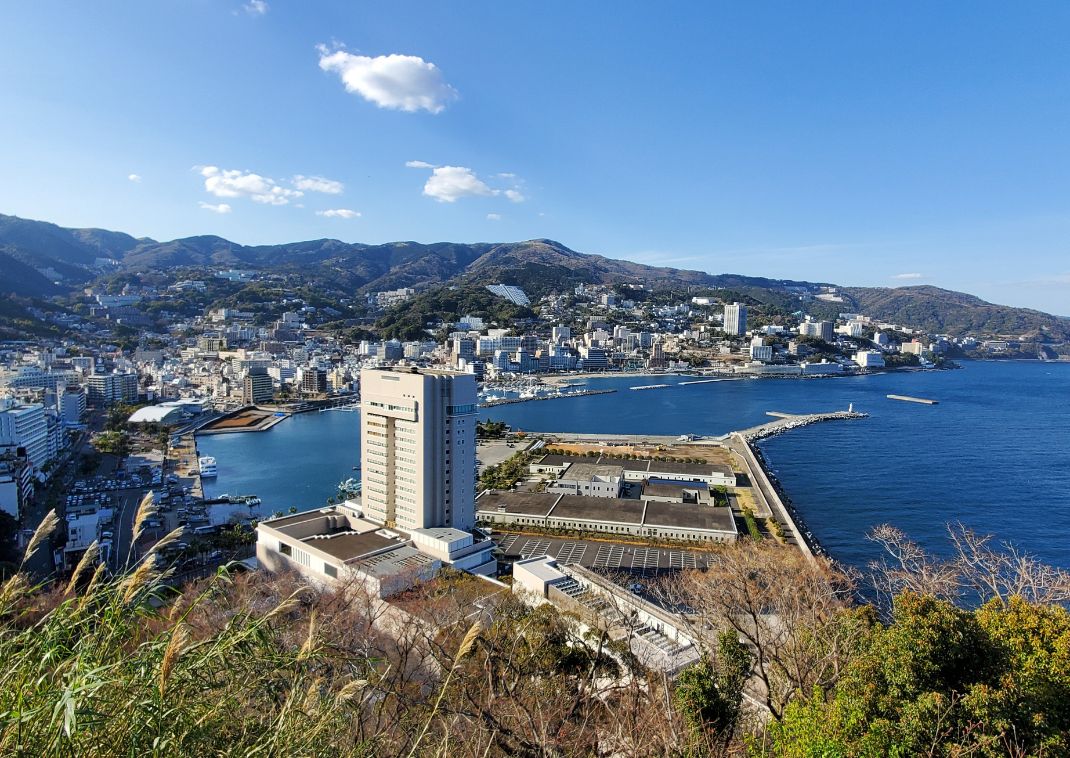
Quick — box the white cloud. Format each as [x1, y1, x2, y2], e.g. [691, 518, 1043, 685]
[316, 208, 361, 219]
[421, 166, 496, 203]
[486, 213, 502, 221]
[127, 173, 142, 183]
[293, 174, 344, 194]
[317, 46, 458, 113]
[408, 162, 528, 204]
[892, 272, 924, 280]
[244, 1, 268, 15]
[200, 165, 303, 206]
[199, 202, 232, 214]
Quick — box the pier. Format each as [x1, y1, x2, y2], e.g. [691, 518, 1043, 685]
[482, 388, 617, 407]
[887, 394, 938, 405]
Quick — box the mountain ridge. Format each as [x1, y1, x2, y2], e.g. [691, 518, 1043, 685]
[0, 212, 1066, 339]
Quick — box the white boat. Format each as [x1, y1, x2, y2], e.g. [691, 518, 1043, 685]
[198, 456, 217, 477]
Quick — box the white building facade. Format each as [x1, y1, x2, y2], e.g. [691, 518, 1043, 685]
[360, 368, 478, 531]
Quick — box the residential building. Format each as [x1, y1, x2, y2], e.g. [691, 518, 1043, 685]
[0, 399, 50, 472]
[799, 319, 835, 342]
[86, 371, 138, 406]
[243, 369, 274, 404]
[59, 385, 87, 427]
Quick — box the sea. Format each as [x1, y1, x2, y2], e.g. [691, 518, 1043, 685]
[196, 361, 1070, 571]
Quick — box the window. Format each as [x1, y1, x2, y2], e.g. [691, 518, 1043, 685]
[324, 564, 338, 578]
[279, 542, 292, 556]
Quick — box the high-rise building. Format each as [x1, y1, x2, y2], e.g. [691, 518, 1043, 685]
[243, 369, 274, 404]
[360, 367, 477, 531]
[59, 385, 87, 427]
[723, 303, 747, 335]
[0, 399, 50, 472]
[85, 372, 138, 406]
[799, 319, 835, 342]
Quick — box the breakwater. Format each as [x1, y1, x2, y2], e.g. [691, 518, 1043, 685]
[482, 389, 617, 407]
[739, 411, 868, 442]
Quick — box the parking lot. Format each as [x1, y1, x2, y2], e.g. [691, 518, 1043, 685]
[493, 533, 713, 572]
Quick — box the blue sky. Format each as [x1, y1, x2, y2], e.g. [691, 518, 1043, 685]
[1, 2, 1068, 314]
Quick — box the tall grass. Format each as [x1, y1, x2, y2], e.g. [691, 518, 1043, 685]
[0, 552, 378, 755]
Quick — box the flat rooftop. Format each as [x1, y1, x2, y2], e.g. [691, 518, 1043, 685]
[552, 495, 645, 524]
[643, 501, 735, 532]
[535, 454, 733, 477]
[642, 481, 708, 498]
[477, 491, 736, 534]
[476, 491, 558, 516]
[303, 530, 400, 561]
[560, 462, 625, 481]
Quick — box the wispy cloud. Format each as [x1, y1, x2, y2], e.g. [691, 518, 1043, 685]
[316, 208, 361, 219]
[892, 272, 924, 280]
[318, 45, 458, 113]
[244, 1, 268, 15]
[198, 201, 232, 214]
[486, 213, 502, 221]
[127, 173, 142, 183]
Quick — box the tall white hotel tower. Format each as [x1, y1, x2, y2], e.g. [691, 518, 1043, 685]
[723, 302, 748, 336]
[360, 367, 478, 531]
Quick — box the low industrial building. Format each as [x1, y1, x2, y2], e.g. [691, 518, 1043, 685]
[256, 503, 496, 597]
[513, 556, 700, 674]
[546, 462, 624, 498]
[531, 454, 736, 488]
[475, 490, 738, 543]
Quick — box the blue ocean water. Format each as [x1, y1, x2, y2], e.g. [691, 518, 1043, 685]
[197, 409, 361, 513]
[197, 362, 1070, 570]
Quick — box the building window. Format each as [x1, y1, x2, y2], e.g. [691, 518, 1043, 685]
[324, 564, 338, 578]
[279, 542, 292, 556]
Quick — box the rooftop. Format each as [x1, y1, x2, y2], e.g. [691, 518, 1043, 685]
[643, 501, 736, 532]
[559, 462, 625, 482]
[553, 495, 645, 524]
[304, 530, 401, 561]
[476, 491, 558, 516]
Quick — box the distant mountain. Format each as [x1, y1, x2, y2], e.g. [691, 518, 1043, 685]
[1, 212, 1067, 339]
[840, 285, 1068, 339]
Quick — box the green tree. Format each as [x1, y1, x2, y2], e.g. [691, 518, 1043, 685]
[675, 631, 752, 745]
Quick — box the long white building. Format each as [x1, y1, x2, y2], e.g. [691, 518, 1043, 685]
[360, 367, 478, 531]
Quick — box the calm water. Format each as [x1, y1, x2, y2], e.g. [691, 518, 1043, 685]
[198, 409, 361, 514]
[198, 362, 1070, 570]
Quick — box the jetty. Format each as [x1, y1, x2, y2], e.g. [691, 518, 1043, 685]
[733, 409, 869, 443]
[482, 388, 616, 407]
[887, 394, 938, 405]
[629, 384, 671, 391]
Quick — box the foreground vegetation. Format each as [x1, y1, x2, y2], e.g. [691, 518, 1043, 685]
[1, 513, 1069, 756]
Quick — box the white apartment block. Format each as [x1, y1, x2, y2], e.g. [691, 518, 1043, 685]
[0, 399, 51, 472]
[360, 367, 478, 531]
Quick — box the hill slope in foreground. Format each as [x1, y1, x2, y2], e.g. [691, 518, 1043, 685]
[1, 212, 1066, 339]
